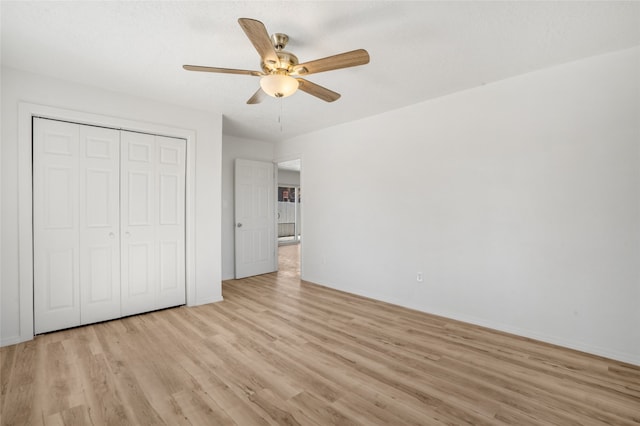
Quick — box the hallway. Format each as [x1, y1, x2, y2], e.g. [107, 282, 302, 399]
[278, 243, 300, 279]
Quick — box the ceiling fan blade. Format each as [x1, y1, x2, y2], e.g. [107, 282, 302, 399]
[293, 49, 369, 75]
[183, 65, 263, 76]
[297, 78, 341, 102]
[247, 88, 266, 104]
[238, 18, 280, 67]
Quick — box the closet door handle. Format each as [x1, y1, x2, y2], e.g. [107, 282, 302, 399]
[125, 231, 131, 238]
[108, 232, 115, 239]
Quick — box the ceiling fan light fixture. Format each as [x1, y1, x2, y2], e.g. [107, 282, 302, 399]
[184, 18, 370, 104]
[260, 74, 299, 98]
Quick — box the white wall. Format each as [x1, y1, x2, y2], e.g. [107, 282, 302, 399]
[278, 169, 300, 186]
[1, 67, 223, 346]
[276, 47, 640, 365]
[221, 134, 274, 280]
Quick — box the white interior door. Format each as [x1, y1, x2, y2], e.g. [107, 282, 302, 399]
[121, 131, 186, 316]
[79, 125, 121, 325]
[33, 119, 81, 333]
[155, 135, 186, 309]
[235, 159, 276, 278]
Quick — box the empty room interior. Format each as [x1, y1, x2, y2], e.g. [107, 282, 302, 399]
[1, 1, 639, 425]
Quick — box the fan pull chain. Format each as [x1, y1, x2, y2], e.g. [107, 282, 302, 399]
[279, 97, 284, 132]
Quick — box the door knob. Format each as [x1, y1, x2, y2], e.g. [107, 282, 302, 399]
[237, 223, 242, 228]
[125, 231, 131, 238]
[108, 232, 115, 239]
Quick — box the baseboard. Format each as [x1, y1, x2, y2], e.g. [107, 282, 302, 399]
[1, 335, 31, 348]
[194, 295, 224, 306]
[420, 306, 640, 367]
[304, 278, 640, 367]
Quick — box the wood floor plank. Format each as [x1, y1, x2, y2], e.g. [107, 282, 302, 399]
[92, 322, 166, 426]
[58, 405, 93, 426]
[288, 391, 358, 426]
[270, 337, 448, 426]
[171, 388, 236, 426]
[1, 244, 639, 425]
[0, 345, 16, 413]
[76, 351, 133, 425]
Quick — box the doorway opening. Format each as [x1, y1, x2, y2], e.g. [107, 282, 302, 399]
[278, 244, 300, 278]
[277, 159, 301, 277]
[277, 185, 300, 245]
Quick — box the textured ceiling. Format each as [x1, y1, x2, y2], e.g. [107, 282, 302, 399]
[2, 1, 639, 142]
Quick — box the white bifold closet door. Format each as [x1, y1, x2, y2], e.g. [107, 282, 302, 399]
[33, 119, 121, 333]
[120, 131, 186, 317]
[33, 118, 186, 334]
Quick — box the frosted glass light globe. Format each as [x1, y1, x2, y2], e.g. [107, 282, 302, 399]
[260, 74, 299, 98]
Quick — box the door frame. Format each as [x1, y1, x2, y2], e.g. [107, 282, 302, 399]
[274, 156, 303, 277]
[17, 102, 197, 343]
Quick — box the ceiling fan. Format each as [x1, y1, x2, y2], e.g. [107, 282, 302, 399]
[183, 18, 370, 104]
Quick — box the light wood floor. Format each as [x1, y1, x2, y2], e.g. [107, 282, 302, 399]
[2, 244, 639, 425]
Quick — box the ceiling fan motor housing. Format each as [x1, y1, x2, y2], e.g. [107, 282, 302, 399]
[261, 33, 299, 74]
[271, 33, 289, 50]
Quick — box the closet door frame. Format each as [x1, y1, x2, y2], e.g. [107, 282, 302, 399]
[17, 102, 198, 342]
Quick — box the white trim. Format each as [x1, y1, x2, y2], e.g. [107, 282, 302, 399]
[274, 166, 279, 272]
[17, 102, 198, 345]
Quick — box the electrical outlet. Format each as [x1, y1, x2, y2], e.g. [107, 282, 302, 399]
[416, 272, 423, 282]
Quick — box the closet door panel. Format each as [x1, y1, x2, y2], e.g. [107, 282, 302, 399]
[156, 136, 186, 309]
[127, 242, 154, 294]
[121, 132, 158, 316]
[79, 125, 121, 325]
[33, 119, 81, 333]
